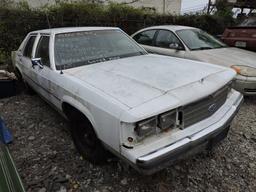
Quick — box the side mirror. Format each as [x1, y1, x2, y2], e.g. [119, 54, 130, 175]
[169, 43, 183, 51]
[31, 58, 43, 69]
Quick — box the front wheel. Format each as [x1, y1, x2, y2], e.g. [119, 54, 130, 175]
[70, 116, 109, 164]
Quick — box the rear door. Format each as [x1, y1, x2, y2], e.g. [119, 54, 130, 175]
[18, 34, 37, 84]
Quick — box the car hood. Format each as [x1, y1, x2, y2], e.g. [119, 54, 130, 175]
[65, 54, 234, 109]
[189, 47, 256, 68]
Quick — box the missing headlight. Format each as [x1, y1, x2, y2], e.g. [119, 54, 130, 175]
[135, 117, 157, 137]
[158, 110, 177, 130]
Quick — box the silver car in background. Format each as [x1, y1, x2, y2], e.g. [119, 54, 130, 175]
[132, 25, 256, 95]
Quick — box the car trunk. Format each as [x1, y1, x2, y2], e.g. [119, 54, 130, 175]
[222, 27, 256, 51]
[224, 26, 256, 38]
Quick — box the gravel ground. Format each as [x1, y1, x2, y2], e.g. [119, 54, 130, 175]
[0, 93, 255, 192]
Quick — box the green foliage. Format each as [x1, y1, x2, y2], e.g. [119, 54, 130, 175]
[215, 0, 234, 18]
[0, 49, 6, 65]
[0, 1, 235, 66]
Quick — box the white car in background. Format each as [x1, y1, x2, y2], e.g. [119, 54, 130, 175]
[12, 27, 243, 174]
[132, 25, 256, 95]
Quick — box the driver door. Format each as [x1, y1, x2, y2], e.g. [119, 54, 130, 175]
[151, 30, 185, 58]
[32, 35, 52, 100]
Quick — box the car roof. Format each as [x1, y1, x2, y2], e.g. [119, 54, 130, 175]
[30, 27, 120, 35]
[135, 25, 197, 33]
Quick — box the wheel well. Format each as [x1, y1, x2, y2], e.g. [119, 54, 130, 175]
[62, 102, 91, 125]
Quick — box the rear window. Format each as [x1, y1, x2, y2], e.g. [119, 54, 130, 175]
[35, 36, 50, 67]
[23, 36, 36, 58]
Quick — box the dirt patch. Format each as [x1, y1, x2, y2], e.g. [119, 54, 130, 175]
[0, 94, 255, 192]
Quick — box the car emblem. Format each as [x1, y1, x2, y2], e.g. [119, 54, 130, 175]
[208, 103, 217, 113]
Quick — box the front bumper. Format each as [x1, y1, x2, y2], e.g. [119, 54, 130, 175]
[233, 76, 256, 95]
[122, 90, 243, 175]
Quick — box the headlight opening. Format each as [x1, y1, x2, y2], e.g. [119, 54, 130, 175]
[135, 110, 177, 138]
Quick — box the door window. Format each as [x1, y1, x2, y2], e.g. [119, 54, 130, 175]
[23, 36, 36, 58]
[133, 30, 156, 46]
[155, 30, 183, 49]
[35, 36, 50, 68]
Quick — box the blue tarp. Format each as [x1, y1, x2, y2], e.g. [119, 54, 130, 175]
[0, 117, 13, 144]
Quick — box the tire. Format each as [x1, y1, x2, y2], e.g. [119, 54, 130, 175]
[69, 112, 109, 165]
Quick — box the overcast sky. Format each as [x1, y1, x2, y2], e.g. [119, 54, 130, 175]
[182, 0, 209, 13]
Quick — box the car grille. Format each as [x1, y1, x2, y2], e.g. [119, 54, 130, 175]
[179, 85, 230, 129]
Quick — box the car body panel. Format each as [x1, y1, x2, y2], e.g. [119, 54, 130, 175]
[185, 47, 256, 68]
[64, 54, 230, 109]
[121, 89, 243, 174]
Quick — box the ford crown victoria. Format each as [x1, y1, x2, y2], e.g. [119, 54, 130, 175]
[12, 27, 243, 174]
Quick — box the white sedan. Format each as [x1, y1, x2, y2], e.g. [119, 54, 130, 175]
[132, 25, 256, 95]
[12, 27, 243, 174]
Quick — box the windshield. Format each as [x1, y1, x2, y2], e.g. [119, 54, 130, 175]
[176, 29, 227, 51]
[54, 30, 146, 70]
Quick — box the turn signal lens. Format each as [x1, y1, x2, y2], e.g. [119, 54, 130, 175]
[231, 65, 256, 77]
[231, 66, 241, 74]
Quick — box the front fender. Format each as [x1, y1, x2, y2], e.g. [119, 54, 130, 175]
[61, 95, 98, 135]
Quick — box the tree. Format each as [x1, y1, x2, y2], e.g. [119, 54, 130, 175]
[215, 0, 233, 17]
[0, 0, 14, 7]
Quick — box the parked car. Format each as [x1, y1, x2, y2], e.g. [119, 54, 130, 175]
[12, 27, 243, 174]
[222, 17, 256, 51]
[132, 25, 256, 95]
